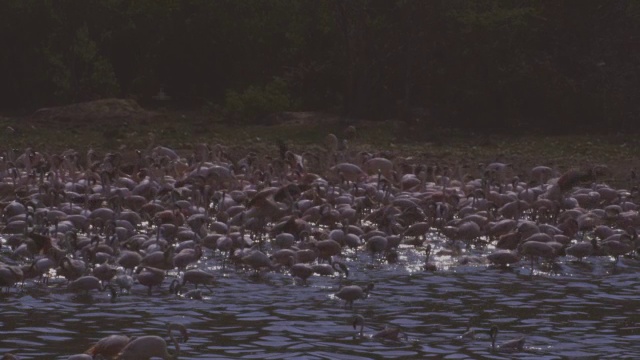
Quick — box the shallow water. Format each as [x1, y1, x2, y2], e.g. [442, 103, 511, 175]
[2, 241, 640, 360]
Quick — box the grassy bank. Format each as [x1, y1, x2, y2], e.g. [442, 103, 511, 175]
[1, 105, 638, 188]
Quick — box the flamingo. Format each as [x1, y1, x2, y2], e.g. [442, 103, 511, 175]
[366, 235, 387, 260]
[488, 325, 525, 352]
[518, 241, 556, 274]
[314, 239, 342, 262]
[335, 282, 374, 308]
[57, 257, 87, 281]
[601, 231, 638, 264]
[67, 354, 92, 360]
[140, 247, 175, 271]
[173, 244, 203, 272]
[329, 163, 367, 183]
[135, 266, 166, 295]
[117, 250, 142, 274]
[424, 244, 437, 271]
[363, 157, 395, 184]
[486, 250, 520, 268]
[352, 314, 407, 341]
[290, 263, 314, 284]
[456, 220, 482, 248]
[312, 259, 349, 277]
[67, 276, 114, 295]
[402, 221, 430, 247]
[0, 265, 23, 292]
[117, 323, 188, 360]
[181, 269, 215, 290]
[92, 262, 117, 284]
[459, 318, 476, 341]
[241, 249, 275, 275]
[565, 239, 597, 262]
[85, 334, 130, 358]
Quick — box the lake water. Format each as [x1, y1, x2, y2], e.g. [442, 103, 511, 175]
[2, 238, 639, 360]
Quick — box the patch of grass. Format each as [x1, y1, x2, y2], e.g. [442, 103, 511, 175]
[2, 108, 638, 188]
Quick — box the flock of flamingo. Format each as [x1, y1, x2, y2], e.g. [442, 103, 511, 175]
[0, 126, 638, 358]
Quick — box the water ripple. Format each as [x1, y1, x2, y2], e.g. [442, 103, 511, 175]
[1, 249, 640, 358]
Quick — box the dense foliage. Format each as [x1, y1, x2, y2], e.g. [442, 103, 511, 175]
[2, 0, 639, 133]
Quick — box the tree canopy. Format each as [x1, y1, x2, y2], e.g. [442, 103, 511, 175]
[2, 0, 639, 134]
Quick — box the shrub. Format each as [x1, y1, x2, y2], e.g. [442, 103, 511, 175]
[223, 77, 291, 123]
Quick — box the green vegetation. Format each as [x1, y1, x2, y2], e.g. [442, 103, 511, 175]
[1, 0, 639, 134]
[223, 77, 293, 123]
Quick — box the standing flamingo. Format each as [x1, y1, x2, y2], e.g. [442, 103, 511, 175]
[335, 282, 374, 308]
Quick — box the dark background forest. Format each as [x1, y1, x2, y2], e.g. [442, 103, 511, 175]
[2, 0, 640, 134]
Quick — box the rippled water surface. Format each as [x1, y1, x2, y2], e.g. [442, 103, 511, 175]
[2, 240, 640, 360]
